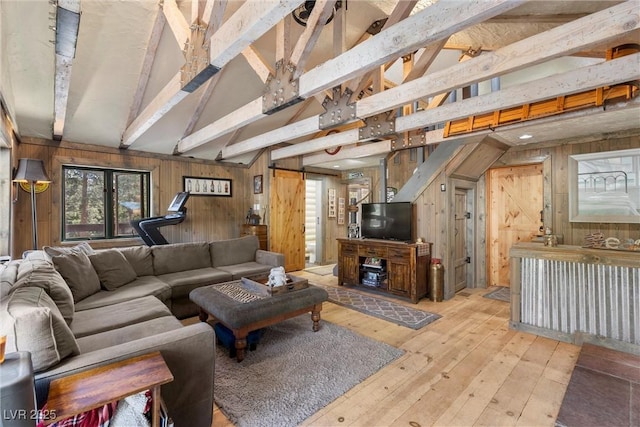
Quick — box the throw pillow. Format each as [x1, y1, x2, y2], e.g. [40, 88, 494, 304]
[0, 287, 80, 372]
[52, 252, 101, 303]
[89, 250, 137, 291]
[43, 242, 95, 261]
[12, 260, 75, 325]
[117, 246, 154, 277]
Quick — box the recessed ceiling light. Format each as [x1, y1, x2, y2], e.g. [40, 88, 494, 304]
[519, 134, 533, 140]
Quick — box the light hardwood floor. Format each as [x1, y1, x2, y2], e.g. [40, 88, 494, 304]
[210, 270, 580, 427]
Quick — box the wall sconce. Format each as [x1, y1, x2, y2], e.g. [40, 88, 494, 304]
[12, 159, 51, 250]
[440, 183, 446, 192]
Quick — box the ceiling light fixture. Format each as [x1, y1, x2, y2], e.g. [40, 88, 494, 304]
[333, 165, 340, 168]
[519, 134, 533, 140]
[292, 1, 343, 27]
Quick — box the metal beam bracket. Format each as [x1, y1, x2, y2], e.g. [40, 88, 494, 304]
[391, 129, 426, 151]
[358, 111, 396, 141]
[180, 24, 220, 93]
[318, 86, 356, 130]
[262, 60, 304, 115]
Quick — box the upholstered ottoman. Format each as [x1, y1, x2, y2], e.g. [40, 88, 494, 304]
[189, 279, 328, 362]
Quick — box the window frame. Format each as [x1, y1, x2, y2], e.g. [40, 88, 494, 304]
[61, 165, 151, 241]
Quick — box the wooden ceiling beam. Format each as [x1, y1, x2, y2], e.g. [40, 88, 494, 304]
[397, 53, 640, 134]
[302, 140, 393, 166]
[121, 0, 300, 147]
[126, 10, 166, 127]
[357, 0, 640, 118]
[345, 0, 418, 94]
[162, 0, 190, 49]
[299, 0, 521, 97]
[289, 0, 337, 79]
[52, 0, 81, 141]
[242, 46, 274, 84]
[179, 0, 523, 155]
[245, 1, 640, 162]
[203, 0, 227, 40]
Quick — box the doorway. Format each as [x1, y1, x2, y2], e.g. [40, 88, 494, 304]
[487, 164, 544, 287]
[453, 187, 473, 292]
[305, 178, 323, 267]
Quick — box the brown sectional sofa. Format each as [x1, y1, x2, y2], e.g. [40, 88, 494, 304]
[0, 235, 285, 427]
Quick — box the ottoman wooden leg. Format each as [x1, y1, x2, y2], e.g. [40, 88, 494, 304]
[311, 303, 323, 332]
[198, 308, 209, 322]
[234, 330, 248, 362]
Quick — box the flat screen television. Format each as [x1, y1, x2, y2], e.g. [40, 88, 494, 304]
[361, 202, 412, 242]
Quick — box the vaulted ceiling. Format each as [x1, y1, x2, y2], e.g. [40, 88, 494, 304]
[1, 0, 639, 170]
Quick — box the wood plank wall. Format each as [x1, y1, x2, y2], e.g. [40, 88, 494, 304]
[11, 138, 271, 257]
[10, 139, 351, 263]
[494, 133, 640, 245]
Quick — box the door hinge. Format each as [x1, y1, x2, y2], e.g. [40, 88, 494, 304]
[465, 256, 471, 263]
[465, 212, 471, 219]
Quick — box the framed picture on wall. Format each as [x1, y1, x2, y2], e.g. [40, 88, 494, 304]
[183, 176, 232, 197]
[253, 175, 263, 194]
[338, 197, 345, 225]
[328, 188, 336, 218]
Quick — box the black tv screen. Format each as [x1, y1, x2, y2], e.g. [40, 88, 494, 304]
[361, 202, 412, 242]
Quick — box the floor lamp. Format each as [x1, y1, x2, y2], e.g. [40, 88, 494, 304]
[13, 158, 51, 250]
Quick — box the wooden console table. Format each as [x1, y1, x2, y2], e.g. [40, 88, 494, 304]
[337, 238, 430, 303]
[44, 352, 173, 426]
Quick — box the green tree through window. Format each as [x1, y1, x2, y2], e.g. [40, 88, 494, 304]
[62, 166, 150, 240]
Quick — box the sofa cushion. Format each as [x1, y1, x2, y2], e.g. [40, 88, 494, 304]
[76, 316, 183, 353]
[156, 267, 232, 299]
[117, 246, 153, 277]
[43, 242, 95, 261]
[217, 261, 273, 280]
[12, 260, 75, 324]
[152, 242, 210, 275]
[210, 236, 259, 267]
[70, 296, 173, 338]
[0, 260, 19, 299]
[0, 287, 80, 372]
[51, 252, 101, 303]
[89, 249, 137, 290]
[74, 276, 172, 312]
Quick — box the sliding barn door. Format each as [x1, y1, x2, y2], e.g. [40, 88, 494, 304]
[487, 164, 543, 287]
[269, 169, 305, 272]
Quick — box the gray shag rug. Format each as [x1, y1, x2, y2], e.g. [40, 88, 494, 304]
[214, 315, 403, 427]
[483, 286, 511, 302]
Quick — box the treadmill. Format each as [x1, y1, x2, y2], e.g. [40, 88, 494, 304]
[131, 192, 189, 246]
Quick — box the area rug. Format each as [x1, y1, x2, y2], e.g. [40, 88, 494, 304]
[483, 286, 510, 302]
[304, 264, 336, 276]
[320, 285, 440, 329]
[214, 316, 403, 427]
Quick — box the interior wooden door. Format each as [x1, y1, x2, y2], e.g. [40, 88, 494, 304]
[269, 169, 306, 272]
[487, 164, 544, 287]
[453, 188, 470, 292]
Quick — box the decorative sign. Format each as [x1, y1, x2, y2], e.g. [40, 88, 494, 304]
[348, 172, 363, 179]
[183, 176, 232, 197]
[328, 188, 336, 218]
[338, 197, 345, 225]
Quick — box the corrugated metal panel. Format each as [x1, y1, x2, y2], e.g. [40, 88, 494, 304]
[520, 258, 640, 345]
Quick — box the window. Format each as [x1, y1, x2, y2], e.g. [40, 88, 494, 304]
[62, 166, 150, 240]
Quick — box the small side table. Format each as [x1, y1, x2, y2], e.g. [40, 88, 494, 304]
[44, 352, 173, 427]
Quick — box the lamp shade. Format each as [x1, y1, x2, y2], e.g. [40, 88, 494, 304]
[13, 158, 50, 183]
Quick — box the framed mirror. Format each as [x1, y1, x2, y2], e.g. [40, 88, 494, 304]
[569, 148, 640, 223]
